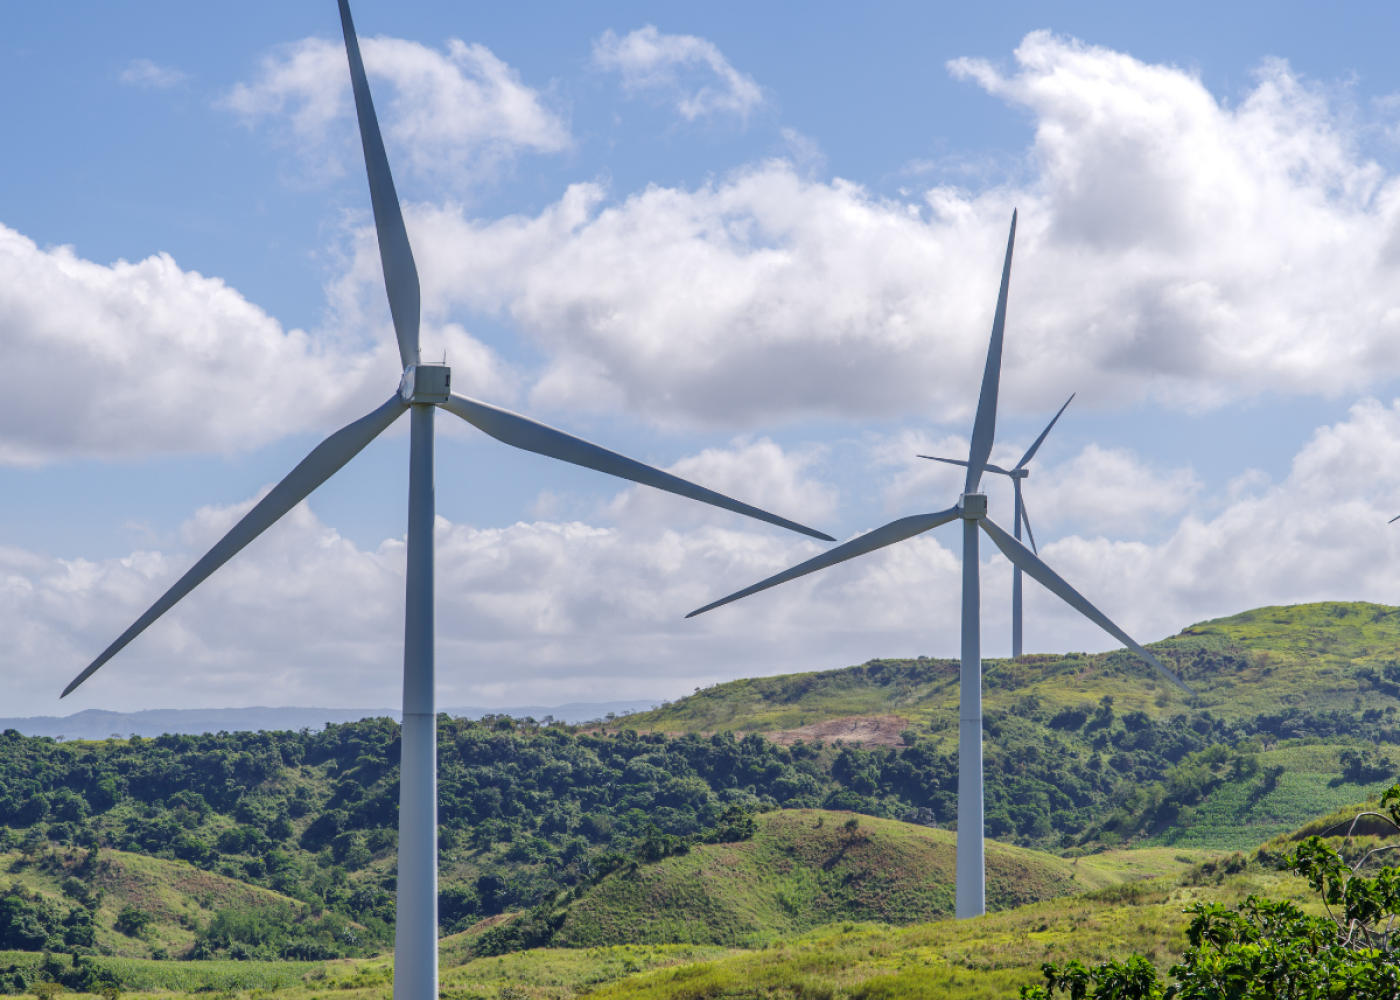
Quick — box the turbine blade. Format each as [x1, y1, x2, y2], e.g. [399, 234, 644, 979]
[964, 210, 1017, 495]
[687, 507, 960, 618]
[979, 515, 1194, 694]
[62, 395, 408, 698]
[338, 0, 420, 370]
[918, 455, 1012, 476]
[441, 393, 833, 541]
[1391, 514, 1400, 524]
[1014, 393, 1075, 471]
[1019, 491, 1038, 554]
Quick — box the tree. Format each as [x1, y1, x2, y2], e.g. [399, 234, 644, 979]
[1022, 785, 1400, 1000]
[114, 906, 151, 938]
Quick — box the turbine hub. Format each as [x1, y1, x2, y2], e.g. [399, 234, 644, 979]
[960, 493, 987, 519]
[400, 364, 451, 404]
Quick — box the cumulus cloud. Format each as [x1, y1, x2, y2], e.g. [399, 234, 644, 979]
[14, 399, 1400, 715]
[4, 439, 864, 716]
[0, 224, 508, 463]
[869, 429, 1198, 541]
[119, 59, 188, 89]
[605, 436, 838, 530]
[1025, 445, 1202, 536]
[222, 35, 570, 181]
[593, 26, 764, 122]
[341, 32, 1400, 430]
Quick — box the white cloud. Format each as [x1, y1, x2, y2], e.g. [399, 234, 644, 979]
[222, 36, 570, 181]
[869, 430, 1198, 540]
[14, 399, 1400, 716]
[349, 32, 1400, 431]
[1015, 445, 1202, 536]
[0, 223, 508, 463]
[593, 26, 764, 122]
[119, 59, 188, 89]
[605, 436, 838, 530]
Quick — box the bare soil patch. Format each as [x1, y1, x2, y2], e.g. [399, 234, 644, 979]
[759, 714, 911, 748]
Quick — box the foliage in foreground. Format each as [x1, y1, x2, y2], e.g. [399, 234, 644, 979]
[1022, 786, 1400, 1000]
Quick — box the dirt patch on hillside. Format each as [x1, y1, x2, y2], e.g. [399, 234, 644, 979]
[581, 714, 914, 748]
[760, 715, 912, 748]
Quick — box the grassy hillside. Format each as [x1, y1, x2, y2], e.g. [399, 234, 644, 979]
[0, 859, 1304, 1000]
[1140, 742, 1400, 851]
[438, 863, 1314, 1000]
[1, 846, 304, 958]
[543, 810, 1210, 949]
[625, 601, 1400, 736]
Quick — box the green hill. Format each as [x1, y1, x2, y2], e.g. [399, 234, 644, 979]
[0, 846, 305, 959]
[626, 601, 1400, 737]
[530, 810, 1208, 950]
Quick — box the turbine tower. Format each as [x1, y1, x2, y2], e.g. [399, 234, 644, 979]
[918, 393, 1074, 657]
[687, 211, 1193, 920]
[59, 4, 833, 998]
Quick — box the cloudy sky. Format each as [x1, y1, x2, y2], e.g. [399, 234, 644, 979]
[6, 0, 1400, 716]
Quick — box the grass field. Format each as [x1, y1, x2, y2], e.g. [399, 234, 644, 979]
[1143, 742, 1400, 851]
[580, 868, 1324, 1000]
[0, 951, 324, 991]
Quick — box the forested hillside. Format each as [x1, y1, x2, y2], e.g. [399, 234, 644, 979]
[2, 601, 1398, 962]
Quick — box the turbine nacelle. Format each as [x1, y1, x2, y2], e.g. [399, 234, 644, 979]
[399, 364, 451, 404]
[959, 493, 988, 520]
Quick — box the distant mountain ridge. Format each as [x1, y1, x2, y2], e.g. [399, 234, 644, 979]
[0, 700, 663, 739]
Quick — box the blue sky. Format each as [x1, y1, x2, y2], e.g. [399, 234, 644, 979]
[5, 0, 1400, 715]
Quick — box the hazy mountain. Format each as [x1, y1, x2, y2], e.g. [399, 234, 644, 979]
[0, 700, 663, 739]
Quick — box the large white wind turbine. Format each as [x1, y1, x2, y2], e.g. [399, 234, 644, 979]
[59, 3, 832, 998]
[687, 211, 1193, 920]
[918, 393, 1074, 657]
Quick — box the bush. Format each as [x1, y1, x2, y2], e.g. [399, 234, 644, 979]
[1022, 784, 1400, 1000]
[114, 907, 151, 938]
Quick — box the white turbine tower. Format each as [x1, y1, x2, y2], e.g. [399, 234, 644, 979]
[59, 3, 833, 998]
[687, 210, 1194, 920]
[918, 393, 1074, 657]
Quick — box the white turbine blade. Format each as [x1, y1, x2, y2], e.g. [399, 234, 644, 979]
[1019, 493, 1038, 554]
[1391, 514, 1400, 524]
[338, 0, 419, 370]
[62, 394, 408, 698]
[440, 393, 833, 541]
[686, 507, 960, 618]
[918, 455, 1012, 476]
[979, 515, 1194, 694]
[1014, 393, 1075, 471]
[964, 211, 1017, 495]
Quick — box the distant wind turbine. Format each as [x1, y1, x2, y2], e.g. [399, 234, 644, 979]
[687, 210, 1193, 920]
[59, 3, 832, 998]
[918, 393, 1075, 657]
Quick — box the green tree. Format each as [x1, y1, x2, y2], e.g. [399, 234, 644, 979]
[1022, 785, 1400, 1000]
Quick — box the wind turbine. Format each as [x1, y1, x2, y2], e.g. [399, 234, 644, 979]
[58, 3, 832, 998]
[687, 210, 1193, 920]
[918, 393, 1075, 657]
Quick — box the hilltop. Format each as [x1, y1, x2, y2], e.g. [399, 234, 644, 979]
[471, 809, 1206, 954]
[625, 601, 1400, 737]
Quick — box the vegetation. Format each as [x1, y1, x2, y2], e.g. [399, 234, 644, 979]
[1, 600, 1399, 970]
[1021, 787, 1400, 999]
[469, 809, 1210, 958]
